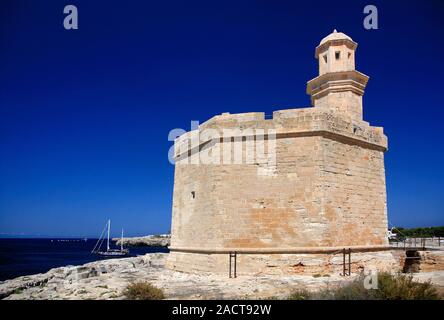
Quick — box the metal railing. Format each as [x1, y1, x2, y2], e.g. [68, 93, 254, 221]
[229, 251, 237, 278]
[390, 237, 442, 249]
[341, 248, 352, 276]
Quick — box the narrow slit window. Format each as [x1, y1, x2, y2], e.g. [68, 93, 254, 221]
[323, 54, 327, 63]
[335, 51, 340, 60]
[191, 191, 195, 199]
[348, 52, 351, 59]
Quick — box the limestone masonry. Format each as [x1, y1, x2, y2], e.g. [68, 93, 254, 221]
[166, 30, 393, 275]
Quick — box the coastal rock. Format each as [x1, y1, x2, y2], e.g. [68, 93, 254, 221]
[0, 253, 356, 300]
[112, 234, 170, 247]
[1, 251, 443, 300]
[0, 254, 167, 300]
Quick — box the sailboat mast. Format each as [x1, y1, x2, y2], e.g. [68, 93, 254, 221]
[121, 228, 124, 251]
[107, 219, 110, 251]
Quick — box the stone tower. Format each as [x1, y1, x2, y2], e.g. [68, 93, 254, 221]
[166, 31, 394, 275]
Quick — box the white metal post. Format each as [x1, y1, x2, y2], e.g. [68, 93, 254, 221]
[107, 219, 110, 251]
[121, 228, 123, 251]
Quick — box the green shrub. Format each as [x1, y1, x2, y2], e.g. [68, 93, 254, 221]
[13, 288, 23, 295]
[394, 226, 444, 238]
[288, 289, 312, 300]
[373, 272, 439, 300]
[288, 272, 439, 300]
[123, 282, 165, 300]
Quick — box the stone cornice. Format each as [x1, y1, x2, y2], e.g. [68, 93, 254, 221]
[174, 128, 387, 161]
[169, 245, 392, 254]
[306, 70, 369, 99]
[315, 38, 358, 58]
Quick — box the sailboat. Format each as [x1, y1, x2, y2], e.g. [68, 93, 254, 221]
[91, 219, 129, 256]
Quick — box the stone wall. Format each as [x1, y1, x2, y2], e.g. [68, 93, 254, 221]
[166, 251, 399, 276]
[320, 137, 388, 246]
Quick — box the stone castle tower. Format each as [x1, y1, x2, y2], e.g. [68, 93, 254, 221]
[166, 30, 394, 275]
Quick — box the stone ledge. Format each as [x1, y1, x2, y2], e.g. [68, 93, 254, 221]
[306, 70, 369, 98]
[169, 245, 392, 254]
[174, 129, 387, 161]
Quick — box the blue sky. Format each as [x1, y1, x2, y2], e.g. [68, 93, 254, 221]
[0, 0, 443, 237]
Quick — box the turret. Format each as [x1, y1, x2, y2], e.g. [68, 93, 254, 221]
[306, 30, 369, 121]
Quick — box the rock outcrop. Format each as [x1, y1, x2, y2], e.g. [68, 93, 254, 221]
[1, 251, 443, 300]
[112, 234, 170, 247]
[420, 251, 444, 272]
[0, 253, 354, 300]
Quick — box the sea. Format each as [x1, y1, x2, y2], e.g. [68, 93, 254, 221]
[0, 238, 169, 281]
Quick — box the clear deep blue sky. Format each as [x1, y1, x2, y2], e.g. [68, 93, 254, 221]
[0, 0, 443, 237]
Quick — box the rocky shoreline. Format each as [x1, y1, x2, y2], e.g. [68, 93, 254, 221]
[0, 253, 357, 300]
[1, 251, 443, 300]
[112, 234, 170, 247]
